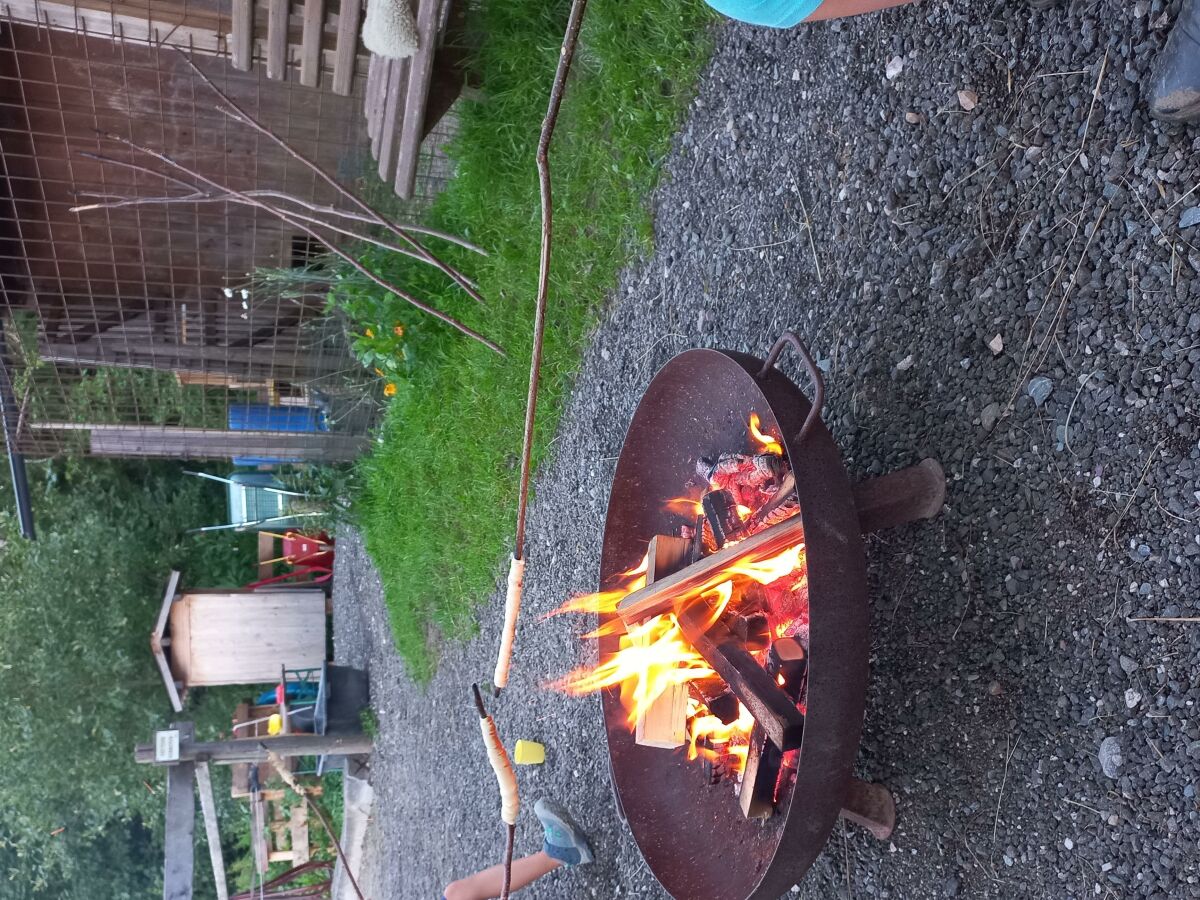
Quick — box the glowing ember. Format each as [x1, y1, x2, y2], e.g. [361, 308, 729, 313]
[549, 413, 809, 784]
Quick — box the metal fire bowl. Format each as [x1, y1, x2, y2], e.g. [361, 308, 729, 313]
[599, 336, 871, 900]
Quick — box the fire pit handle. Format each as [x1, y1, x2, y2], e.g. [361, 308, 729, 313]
[757, 331, 825, 447]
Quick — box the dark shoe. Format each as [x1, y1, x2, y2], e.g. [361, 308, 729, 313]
[1151, 0, 1200, 122]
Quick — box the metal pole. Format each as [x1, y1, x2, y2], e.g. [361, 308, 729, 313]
[186, 511, 325, 534]
[182, 469, 309, 498]
[0, 323, 35, 539]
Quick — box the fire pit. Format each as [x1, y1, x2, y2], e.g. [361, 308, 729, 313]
[552, 333, 944, 899]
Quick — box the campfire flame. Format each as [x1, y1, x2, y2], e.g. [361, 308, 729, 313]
[548, 413, 808, 781]
[664, 496, 704, 517]
[749, 412, 783, 456]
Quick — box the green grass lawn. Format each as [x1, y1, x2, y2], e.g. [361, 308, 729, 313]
[346, 0, 714, 679]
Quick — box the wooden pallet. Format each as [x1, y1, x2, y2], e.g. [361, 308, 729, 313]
[229, 0, 366, 95]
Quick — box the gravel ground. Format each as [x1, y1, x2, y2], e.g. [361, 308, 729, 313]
[335, 1, 1200, 896]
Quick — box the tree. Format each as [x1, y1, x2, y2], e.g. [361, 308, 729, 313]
[0, 459, 254, 891]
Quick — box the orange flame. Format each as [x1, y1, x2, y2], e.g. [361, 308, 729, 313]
[748, 412, 783, 456]
[687, 703, 756, 775]
[552, 613, 717, 730]
[724, 543, 806, 586]
[664, 496, 704, 517]
[543, 553, 648, 619]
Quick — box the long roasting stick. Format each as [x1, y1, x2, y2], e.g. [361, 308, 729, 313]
[493, 0, 591, 693]
[473, 684, 518, 900]
[616, 514, 806, 626]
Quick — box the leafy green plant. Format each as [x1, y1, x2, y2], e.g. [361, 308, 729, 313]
[359, 707, 380, 738]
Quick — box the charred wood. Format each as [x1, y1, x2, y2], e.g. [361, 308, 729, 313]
[676, 600, 805, 752]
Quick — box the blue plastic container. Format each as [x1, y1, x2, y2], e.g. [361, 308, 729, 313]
[228, 404, 328, 466]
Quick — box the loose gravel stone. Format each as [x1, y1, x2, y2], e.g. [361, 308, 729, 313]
[1099, 736, 1124, 778]
[1027, 376, 1053, 407]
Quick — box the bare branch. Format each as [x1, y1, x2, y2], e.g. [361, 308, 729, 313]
[176, 51, 488, 305]
[71, 190, 480, 288]
[89, 133, 504, 355]
[514, 0, 590, 559]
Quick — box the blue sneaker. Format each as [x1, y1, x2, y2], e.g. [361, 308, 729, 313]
[534, 798, 594, 866]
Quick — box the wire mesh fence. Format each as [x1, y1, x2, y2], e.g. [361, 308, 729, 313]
[0, 5, 462, 463]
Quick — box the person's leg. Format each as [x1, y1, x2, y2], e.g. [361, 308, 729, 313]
[801, 0, 915, 20]
[443, 851, 561, 900]
[703, 0, 914, 27]
[1150, 0, 1200, 122]
[443, 798, 594, 900]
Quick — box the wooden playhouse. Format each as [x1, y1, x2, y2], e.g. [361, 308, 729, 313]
[151, 571, 327, 712]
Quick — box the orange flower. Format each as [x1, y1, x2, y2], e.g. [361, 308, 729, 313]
[383, 383, 397, 397]
[393, 324, 405, 337]
[364, 327, 375, 338]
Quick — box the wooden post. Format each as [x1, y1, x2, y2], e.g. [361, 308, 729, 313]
[39, 339, 347, 381]
[231, 0, 254, 70]
[44, 424, 371, 462]
[266, 0, 291, 80]
[299, 0, 326, 87]
[331, 0, 363, 95]
[163, 724, 197, 900]
[392, 0, 441, 198]
[194, 762, 229, 900]
[136, 731, 374, 765]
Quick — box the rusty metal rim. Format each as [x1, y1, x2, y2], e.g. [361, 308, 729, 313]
[598, 333, 871, 900]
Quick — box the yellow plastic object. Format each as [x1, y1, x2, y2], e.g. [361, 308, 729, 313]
[267, 713, 283, 736]
[513, 740, 545, 766]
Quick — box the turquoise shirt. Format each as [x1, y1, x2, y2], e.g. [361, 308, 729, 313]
[704, 0, 823, 26]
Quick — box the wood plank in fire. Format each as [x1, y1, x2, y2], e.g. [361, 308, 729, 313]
[633, 535, 692, 750]
[616, 514, 805, 626]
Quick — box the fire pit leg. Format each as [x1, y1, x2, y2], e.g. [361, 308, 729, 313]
[852, 458, 946, 534]
[838, 778, 895, 841]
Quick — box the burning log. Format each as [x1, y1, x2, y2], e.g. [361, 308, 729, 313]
[729, 611, 770, 651]
[735, 639, 808, 817]
[634, 535, 692, 750]
[617, 514, 805, 626]
[738, 724, 783, 819]
[701, 489, 744, 549]
[767, 638, 807, 699]
[676, 601, 805, 752]
[688, 677, 739, 725]
[689, 513, 710, 560]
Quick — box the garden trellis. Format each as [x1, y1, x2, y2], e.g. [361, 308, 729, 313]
[0, 10, 466, 464]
